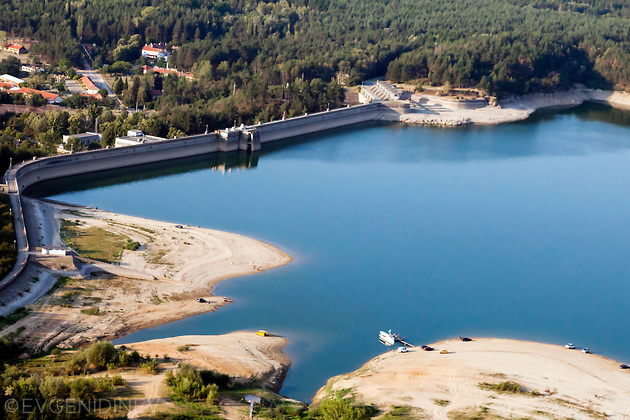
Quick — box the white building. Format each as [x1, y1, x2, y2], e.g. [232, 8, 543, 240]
[0, 74, 25, 86]
[59, 132, 102, 152]
[141, 45, 168, 60]
[115, 130, 166, 147]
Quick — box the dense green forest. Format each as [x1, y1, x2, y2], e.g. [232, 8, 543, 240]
[2, 0, 630, 98]
[0, 195, 16, 280]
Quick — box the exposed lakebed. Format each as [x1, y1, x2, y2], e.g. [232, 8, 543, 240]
[38, 104, 630, 402]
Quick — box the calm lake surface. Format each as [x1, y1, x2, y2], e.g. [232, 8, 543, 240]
[43, 104, 630, 402]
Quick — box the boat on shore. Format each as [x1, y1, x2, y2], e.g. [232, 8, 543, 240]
[379, 330, 403, 346]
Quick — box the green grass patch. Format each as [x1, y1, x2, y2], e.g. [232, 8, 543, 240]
[0, 306, 30, 330]
[80, 307, 101, 316]
[478, 381, 538, 396]
[124, 238, 141, 251]
[434, 399, 450, 407]
[60, 221, 130, 263]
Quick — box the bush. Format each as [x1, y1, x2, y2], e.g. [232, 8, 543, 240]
[124, 239, 141, 250]
[69, 378, 96, 400]
[199, 369, 230, 388]
[169, 363, 219, 403]
[39, 375, 70, 399]
[317, 399, 371, 420]
[87, 341, 117, 370]
[111, 374, 126, 386]
[141, 358, 158, 374]
[68, 351, 89, 374]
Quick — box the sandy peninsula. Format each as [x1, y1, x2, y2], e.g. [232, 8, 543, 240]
[314, 338, 630, 419]
[77, 332, 291, 419]
[384, 88, 630, 127]
[0, 197, 291, 351]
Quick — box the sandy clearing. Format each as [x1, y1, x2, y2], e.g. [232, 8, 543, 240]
[0, 199, 291, 351]
[314, 338, 630, 419]
[121, 332, 291, 392]
[384, 88, 630, 127]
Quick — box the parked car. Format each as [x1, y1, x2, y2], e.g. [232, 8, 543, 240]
[620, 364, 629, 369]
[459, 337, 472, 342]
[440, 350, 448, 354]
[421, 345, 434, 351]
[196, 297, 206, 303]
[565, 343, 576, 349]
[175, 224, 183, 229]
[397, 347, 408, 353]
[582, 348, 591, 354]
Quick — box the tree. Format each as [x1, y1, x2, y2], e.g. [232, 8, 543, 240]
[27, 93, 46, 107]
[86, 341, 117, 370]
[113, 78, 124, 95]
[0, 57, 21, 77]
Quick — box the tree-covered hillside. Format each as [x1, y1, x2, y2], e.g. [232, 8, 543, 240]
[2, 0, 630, 96]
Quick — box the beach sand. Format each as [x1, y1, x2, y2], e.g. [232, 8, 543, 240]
[314, 338, 630, 419]
[385, 88, 630, 126]
[0, 198, 291, 351]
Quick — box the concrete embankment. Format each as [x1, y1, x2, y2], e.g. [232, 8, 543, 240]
[0, 102, 390, 291]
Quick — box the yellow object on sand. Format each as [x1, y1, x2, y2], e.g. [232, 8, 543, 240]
[257, 330, 268, 336]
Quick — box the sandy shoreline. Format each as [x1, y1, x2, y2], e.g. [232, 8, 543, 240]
[385, 88, 630, 127]
[0, 197, 292, 350]
[315, 337, 630, 419]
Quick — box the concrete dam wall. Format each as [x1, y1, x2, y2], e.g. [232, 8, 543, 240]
[12, 102, 387, 193]
[253, 102, 385, 142]
[1, 102, 390, 290]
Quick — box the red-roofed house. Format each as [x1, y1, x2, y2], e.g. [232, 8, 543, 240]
[18, 87, 63, 104]
[80, 76, 100, 94]
[141, 45, 168, 60]
[6, 43, 27, 55]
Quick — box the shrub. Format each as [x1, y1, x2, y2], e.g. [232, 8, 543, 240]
[39, 376, 69, 399]
[141, 359, 158, 375]
[68, 351, 89, 374]
[317, 398, 371, 420]
[87, 341, 117, 370]
[169, 363, 219, 403]
[199, 369, 230, 388]
[111, 374, 126, 386]
[124, 239, 141, 251]
[69, 378, 96, 400]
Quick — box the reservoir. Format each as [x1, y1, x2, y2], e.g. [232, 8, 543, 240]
[42, 104, 630, 402]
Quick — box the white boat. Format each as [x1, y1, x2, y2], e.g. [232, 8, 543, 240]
[379, 330, 396, 346]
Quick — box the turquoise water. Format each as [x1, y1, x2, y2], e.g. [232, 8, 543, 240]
[40, 104, 630, 402]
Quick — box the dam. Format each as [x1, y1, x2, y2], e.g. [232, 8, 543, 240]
[1, 101, 391, 289]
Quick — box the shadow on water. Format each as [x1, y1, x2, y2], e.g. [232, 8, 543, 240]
[526, 102, 630, 126]
[26, 150, 260, 198]
[27, 104, 630, 199]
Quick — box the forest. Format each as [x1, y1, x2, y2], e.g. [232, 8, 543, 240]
[1, 0, 630, 99]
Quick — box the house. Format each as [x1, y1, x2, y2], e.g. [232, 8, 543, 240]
[5, 43, 27, 55]
[17, 87, 63, 104]
[141, 44, 168, 60]
[80, 75, 100, 94]
[115, 129, 166, 147]
[142, 65, 194, 79]
[20, 65, 44, 73]
[0, 74, 25, 86]
[61, 132, 102, 150]
[0, 81, 14, 90]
